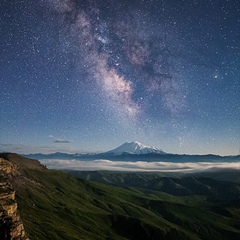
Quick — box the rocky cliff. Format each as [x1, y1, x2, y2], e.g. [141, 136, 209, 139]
[0, 157, 29, 240]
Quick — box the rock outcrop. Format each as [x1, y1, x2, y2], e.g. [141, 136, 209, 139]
[0, 158, 29, 240]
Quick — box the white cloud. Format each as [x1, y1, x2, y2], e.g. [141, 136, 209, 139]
[39, 159, 240, 172]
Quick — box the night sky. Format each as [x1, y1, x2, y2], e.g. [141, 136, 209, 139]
[0, 0, 240, 155]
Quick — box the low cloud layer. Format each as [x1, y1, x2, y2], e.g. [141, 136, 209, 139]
[39, 159, 239, 172]
[53, 140, 70, 143]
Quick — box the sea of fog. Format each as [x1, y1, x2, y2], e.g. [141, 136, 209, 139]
[39, 159, 240, 172]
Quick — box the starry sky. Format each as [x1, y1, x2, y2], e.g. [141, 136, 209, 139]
[0, 0, 240, 155]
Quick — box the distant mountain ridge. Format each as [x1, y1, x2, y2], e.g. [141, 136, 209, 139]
[24, 141, 166, 159]
[23, 141, 240, 163]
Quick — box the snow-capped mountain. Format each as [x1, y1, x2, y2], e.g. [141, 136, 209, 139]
[107, 141, 166, 155]
[24, 142, 166, 160]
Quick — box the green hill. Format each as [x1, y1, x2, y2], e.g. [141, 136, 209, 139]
[65, 170, 240, 197]
[1, 153, 240, 240]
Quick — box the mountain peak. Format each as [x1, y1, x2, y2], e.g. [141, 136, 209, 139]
[107, 141, 166, 155]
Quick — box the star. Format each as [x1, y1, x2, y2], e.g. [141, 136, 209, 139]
[0, 0, 239, 155]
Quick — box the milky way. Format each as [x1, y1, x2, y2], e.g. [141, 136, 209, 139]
[0, 0, 240, 155]
[43, 0, 187, 120]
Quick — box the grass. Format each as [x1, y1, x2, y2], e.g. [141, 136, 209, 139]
[15, 168, 240, 240]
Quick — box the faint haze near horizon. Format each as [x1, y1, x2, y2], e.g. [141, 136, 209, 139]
[0, 142, 240, 157]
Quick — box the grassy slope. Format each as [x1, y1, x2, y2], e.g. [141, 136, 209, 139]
[16, 169, 196, 240]
[16, 171, 240, 240]
[1, 153, 240, 240]
[66, 170, 240, 200]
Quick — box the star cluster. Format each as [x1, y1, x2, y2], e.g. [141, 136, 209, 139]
[0, 0, 239, 155]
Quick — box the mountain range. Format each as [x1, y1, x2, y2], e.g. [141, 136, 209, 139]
[24, 141, 239, 163]
[25, 141, 165, 159]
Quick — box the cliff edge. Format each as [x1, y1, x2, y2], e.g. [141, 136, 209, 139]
[0, 155, 30, 240]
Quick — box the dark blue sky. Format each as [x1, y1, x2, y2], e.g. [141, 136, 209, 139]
[0, 0, 239, 155]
